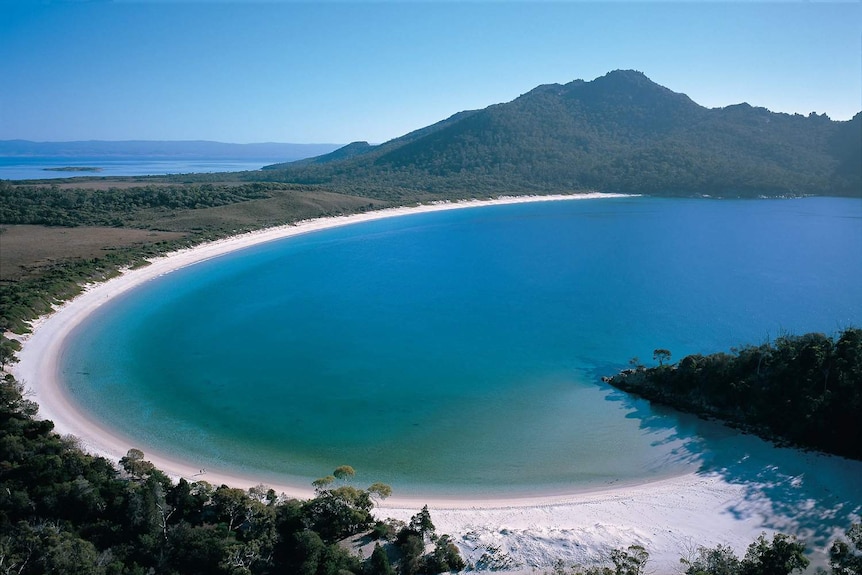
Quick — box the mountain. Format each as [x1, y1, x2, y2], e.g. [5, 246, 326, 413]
[263, 70, 861, 198]
[296, 141, 376, 164]
[0, 140, 341, 161]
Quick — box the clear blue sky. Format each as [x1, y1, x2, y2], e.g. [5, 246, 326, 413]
[2, 1, 860, 144]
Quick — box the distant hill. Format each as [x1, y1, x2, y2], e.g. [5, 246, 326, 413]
[263, 70, 861, 198]
[296, 141, 376, 165]
[0, 140, 342, 161]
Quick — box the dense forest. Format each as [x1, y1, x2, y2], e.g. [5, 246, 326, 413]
[261, 70, 861, 199]
[604, 329, 862, 460]
[0, 181, 284, 227]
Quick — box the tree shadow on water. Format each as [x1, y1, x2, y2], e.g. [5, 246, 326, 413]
[596, 376, 862, 550]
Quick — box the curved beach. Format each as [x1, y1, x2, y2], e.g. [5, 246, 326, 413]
[11, 193, 862, 572]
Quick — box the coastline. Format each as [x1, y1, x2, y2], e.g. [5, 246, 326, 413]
[12, 192, 635, 499]
[10, 192, 862, 571]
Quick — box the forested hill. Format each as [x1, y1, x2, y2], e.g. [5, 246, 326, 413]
[262, 70, 861, 198]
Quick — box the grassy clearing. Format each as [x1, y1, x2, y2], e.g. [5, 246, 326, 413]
[0, 225, 187, 282]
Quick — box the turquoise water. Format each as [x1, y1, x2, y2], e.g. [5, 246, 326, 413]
[61, 196, 862, 495]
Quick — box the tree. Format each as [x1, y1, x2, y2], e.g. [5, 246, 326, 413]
[368, 542, 395, 575]
[168, 477, 210, 524]
[830, 523, 862, 575]
[368, 482, 393, 502]
[409, 505, 436, 541]
[333, 465, 356, 482]
[312, 475, 334, 492]
[372, 518, 404, 542]
[0, 336, 19, 369]
[301, 486, 374, 542]
[740, 533, 809, 575]
[653, 349, 671, 366]
[248, 483, 278, 506]
[424, 534, 465, 573]
[31, 524, 105, 575]
[289, 530, 325, 575]
[611, 545, 649, 575]
[212, 486, 251, 533]
[119, 448, 155, 479]
[396, 531, 424, 575]
[167, 523, 231, 575]
[681, 544, 741, 575]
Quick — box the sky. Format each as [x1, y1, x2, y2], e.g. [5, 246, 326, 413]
[1, 1, 860, 145]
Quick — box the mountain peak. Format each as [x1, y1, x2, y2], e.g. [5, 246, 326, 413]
[264, 71, 859, 198]
[588, 69, 689, 98]
[600, 69, 651, 83]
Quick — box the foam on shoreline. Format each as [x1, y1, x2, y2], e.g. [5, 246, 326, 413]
[10, 192, 862, 571]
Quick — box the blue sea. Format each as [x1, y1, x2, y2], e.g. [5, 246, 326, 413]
[0, 156, 277, 180]
[60, 196, 862, 496]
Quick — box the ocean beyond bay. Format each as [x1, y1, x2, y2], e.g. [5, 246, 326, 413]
[0, 156, 282, 180]
[59, 196, 862, 496]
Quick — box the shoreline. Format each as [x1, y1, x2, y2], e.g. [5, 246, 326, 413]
[13, 192, 638, 501]
[10, 192, 862, 571]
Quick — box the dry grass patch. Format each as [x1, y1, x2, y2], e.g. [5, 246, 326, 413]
[0, 225, 186, 282]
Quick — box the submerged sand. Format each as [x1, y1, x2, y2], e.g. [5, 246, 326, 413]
[11, 193, 862, 572]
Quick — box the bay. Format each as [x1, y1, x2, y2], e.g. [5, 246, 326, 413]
[60, 196, 862, 495]
[0, 156, 278, 180]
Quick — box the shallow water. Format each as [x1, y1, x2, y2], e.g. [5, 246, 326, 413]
[61, 196, 862, 495]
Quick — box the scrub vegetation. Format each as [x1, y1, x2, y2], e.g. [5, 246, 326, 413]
[0, 180, 388, 230]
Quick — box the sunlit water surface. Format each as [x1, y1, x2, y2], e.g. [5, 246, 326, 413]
[0, 156, 279, 180]
[61, 197, 862, 496]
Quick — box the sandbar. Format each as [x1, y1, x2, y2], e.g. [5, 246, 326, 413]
[10, 193, 862, 572]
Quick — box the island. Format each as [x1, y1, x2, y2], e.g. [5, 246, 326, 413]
[43, 166, 103, 172]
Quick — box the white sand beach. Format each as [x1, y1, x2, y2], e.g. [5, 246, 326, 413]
[10, 193, 862, 573]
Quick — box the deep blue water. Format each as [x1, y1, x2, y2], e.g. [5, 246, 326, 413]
[60, 196, 862, 495]
[0, 156, 277, 180]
